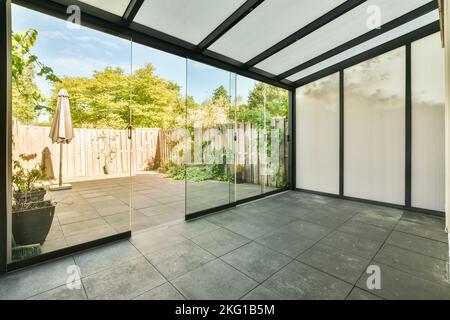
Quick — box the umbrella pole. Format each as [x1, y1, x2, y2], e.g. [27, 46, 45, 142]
[59, 143, 63, 187]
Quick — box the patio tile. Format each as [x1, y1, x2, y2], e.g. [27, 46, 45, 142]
[297, 211, 347, 229]
[297, 244, 370, 284]
[146, 241, 215, 280]
[356, 263, 450, 300]
[350, 211, 400, 230]
[82, 257, 165, 300]
[395, 219, 447, 243]
[386, 231, 449, 261]
[262, 261, 352, 300]
[172, 259, 257, 300]
[57, 209, 101, 226]
[130, 227, 186, 255]
[205, 210, 247, 227]
[191, 228, 250, 256]
[320, 231, 383, 260]
[65, 225, 118, 247]
[95, 205, 130, 217]
[27, 281, 87, 300]
[61, 218, 112, 237]
[373, 244, 449, 286]
[74, 240, 142, 277]
[241, 285, 283, 300]
[222, 242, 292, 283]
[169, 219, 221, 239]
[133, 283, 185, 300]
[0, 257, 76, 300]
[225, 219, 277, 240]
[337, 220, 391, 242]
[255, 230, 315, 258]
[280, 220, 332, 242]
[346, 288, 382, 300]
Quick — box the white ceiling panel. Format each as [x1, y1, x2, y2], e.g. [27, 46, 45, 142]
[133, 0, 247, 45]
[256, 0, 431, 75]
[209, 0, 347, 63]
[287, 10, 439, 82]
[78, 0, 130, 16]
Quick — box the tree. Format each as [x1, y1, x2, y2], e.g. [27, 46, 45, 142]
[12, 29, 60, 124]
[50, 64, 187, 129]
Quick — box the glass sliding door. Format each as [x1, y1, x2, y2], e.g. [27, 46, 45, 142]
[185, 60, 235, 215]
[9, 4, 132, 262]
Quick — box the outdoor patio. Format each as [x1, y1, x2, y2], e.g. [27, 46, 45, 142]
[1, 191, 448, 300]
[39, 172, 274, 256]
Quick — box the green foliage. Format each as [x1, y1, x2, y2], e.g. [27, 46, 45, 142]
[12, 29, 61, 124]
[12, 153, 48, 193]
[165, 161, 233, 183]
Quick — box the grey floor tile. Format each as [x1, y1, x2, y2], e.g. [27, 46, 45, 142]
[263, 261, 353, 300]
[357, 263, 450, 300]
[320, 231, 383, 260]
[191, 228, 250, 256]
[133, 283, 185, 300]
[338, 220, 391, 242]
[172, 259, 258, 300]
[222, 242, 292, 282]
[205, 210, 247, 227]
[170, 219, 221, 239]
[74, 240, 142, 277]
[130, 227, 186, 255]
[82, 257, 166, 300]
[298, 244, 371, 284]
[241, 285, 283, 300]
[146, 241, 215, 280]
[27, 281, 87, 300]
[298, 211, 347, 229]
[281, 220, 333, 242]
[346, 288, 382, 300]
[225, 219, 277, 240]
[386, 231, 449, 261]
[256, 230, 315, 258]
[351, 211, 399, 230]
[395, 219, 448, 243]
[374, 244, 449, 286]
[0, 257, 76, 300]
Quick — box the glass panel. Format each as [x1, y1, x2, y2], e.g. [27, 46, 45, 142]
[296, 73, 340, 194]
[9, 5, 132, 262]
[185, 60, 235, 215]
[287, 10, 439, 82]
[133, 0, 247, 45]
[257, 0, 431, 75]
[210, 0, 346, 63]
[411, 33, 445, 211]
[344, 47, 406, 205]
[130, 43, 187, 229]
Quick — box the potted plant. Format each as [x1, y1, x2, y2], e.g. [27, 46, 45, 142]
[235, 164, 245, 184]
[12, 153, 55, 246]
[95, 132, 118, 175]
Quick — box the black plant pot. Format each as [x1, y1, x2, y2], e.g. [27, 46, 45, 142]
[13, 189, 46, 203]
[12, 201, 56, 246]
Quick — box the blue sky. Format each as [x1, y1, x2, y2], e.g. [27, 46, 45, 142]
[12, 4, 256, 104]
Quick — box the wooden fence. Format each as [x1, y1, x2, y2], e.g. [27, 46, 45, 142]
[13, 119, 287, 186]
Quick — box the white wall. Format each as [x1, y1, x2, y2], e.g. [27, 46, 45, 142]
[296, 73, 340, 194]
[344, 47, 406, 205]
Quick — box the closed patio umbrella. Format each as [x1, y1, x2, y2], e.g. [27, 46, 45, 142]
[49, 89, 74, 191]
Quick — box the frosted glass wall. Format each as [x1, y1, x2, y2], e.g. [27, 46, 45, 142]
[344, 47, 406, 205]
[296, 73, 340, 194]
[411, 33, 445, 211]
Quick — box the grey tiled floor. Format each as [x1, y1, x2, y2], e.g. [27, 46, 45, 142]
[2, 191, 449, 300]
[29, 172, 269, 259]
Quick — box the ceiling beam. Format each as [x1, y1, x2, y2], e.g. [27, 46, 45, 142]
[244, 0, 367, 68]
[293, 21, 440, 88]
[277, 1, 438, 80]
[122, 0, 145, 26]
[13, 0, 293, 90]
[197, 0, 265, 52]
